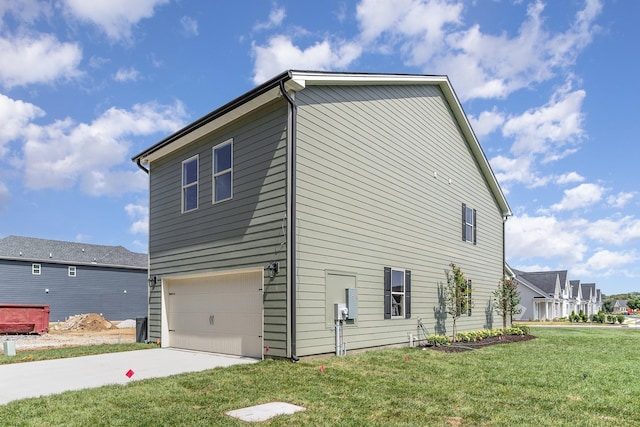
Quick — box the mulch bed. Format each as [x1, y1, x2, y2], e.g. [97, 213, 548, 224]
[423, 334, 536, 353]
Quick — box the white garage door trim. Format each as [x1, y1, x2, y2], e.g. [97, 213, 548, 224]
[160, 268, 263, 359]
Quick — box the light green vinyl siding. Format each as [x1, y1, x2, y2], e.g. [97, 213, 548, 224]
[294, 84, 504, 356]
[148, 100, 289, 357]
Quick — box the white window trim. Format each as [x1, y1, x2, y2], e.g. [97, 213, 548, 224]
[181, 155, 199, 213]
[391, 268, 405, 319]
[68, 266, 77, 277]
[212, 139, 233, 204]
[32, 263, 41, 275]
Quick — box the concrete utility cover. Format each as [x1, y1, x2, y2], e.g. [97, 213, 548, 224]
[226, 402, 306, 422]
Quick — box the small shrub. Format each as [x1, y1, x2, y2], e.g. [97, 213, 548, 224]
[427, 334, 451, 346]
[617, 315, 625, 324]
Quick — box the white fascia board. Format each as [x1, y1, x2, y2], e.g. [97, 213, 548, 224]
[141, 86, 282, 164]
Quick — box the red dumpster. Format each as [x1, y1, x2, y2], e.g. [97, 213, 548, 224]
[0, 304, 50, 334]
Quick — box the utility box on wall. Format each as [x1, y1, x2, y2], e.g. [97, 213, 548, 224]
[346, 288, 358, 320]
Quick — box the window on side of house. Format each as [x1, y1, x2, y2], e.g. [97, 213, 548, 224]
[32, 263, 41, 275]
[384, 267, 411, 319]
[182, 155, 199, 212]
[213, 139, 233, 203]
[68, 266, 76, 277]
[462, 203, 477, 244]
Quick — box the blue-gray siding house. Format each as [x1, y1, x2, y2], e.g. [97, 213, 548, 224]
[0, 236, 148, 321]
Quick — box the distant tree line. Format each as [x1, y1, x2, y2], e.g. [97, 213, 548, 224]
[602, 292, 640, 312]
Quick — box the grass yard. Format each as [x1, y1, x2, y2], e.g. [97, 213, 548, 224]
[0, 343, 153, 365]
[1, 327, 639, 426]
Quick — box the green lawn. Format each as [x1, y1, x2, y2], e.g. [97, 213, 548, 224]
[1, 327, 639, 426]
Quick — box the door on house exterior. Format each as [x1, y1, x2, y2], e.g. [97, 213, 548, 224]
[164, 269, 263, 358]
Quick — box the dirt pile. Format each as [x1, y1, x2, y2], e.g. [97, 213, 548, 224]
[59, 313, 115, 332]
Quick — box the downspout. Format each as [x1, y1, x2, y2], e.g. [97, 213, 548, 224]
[136, 158, 150, 175]
[279, 78, 298, 362]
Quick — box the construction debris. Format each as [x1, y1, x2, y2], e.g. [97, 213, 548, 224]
[59, 313, 115, 331]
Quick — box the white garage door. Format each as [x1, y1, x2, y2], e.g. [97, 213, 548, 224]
[166, 270, 263, 358]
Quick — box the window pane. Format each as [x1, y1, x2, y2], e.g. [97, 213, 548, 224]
[183, 159, 197, 185]
[184, 185, 198, 211]
[465, 206, 473, 224]
[214, 144, 231, 173]
[392, 294, 403, 317]
[215, 172, 232, 201]
[391, 269, 404, 292]
[466, 224, 473, 240]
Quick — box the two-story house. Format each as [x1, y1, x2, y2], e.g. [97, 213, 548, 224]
[132, 70, 512, 359]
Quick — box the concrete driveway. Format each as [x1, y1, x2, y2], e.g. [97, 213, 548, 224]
[0, 348, 258, 405]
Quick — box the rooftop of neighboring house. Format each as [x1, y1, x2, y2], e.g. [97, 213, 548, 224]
[570, 280, 581, 298]
[513, 269, 568, 296]
[0, 235, 147, 269]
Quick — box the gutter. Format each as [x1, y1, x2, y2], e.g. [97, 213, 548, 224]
[279, 76, 299, 362]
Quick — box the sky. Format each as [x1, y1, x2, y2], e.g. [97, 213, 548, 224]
[0, 0, 638, 295]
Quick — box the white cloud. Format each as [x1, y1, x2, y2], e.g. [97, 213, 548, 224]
[583, 249, 638, 272]
[254, 6, 286, 31]
[585, 216, 640, 245]
[503, 83, 586, 158]
[551, 183, 604, 211]
[490, 154, 550, 189]
[0, 93, 45, 157]
[0, 34, 82, 89]
[252, 35, 362, 84]
[353, 0, 602, 101]
[556, 172, 584, 185]
[0, 0, 50, 28]
[356, 0, 462, 63]
[62, 0, 170, 41]
[180, 16, 198, 37]
[113, 67, 141, 82]
[21, 100, 186, 196]
[468, 108, 505, 138]
[607, 191, 635, 209]
[125, 202, 149, 234]
[506, 213, 587, 265]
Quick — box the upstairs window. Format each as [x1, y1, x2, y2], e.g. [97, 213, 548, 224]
[213, 139, 233, 203]
[32, 263, 41, 275]
[384, 267, 411, 319]
[462, 203, 477, 244]
[68, 266, 77, 277]
[182, 155, 199, 212]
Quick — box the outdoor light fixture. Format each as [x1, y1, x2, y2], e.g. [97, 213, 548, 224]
[267, 262, 279, 278]
[148, 276, 158, 287]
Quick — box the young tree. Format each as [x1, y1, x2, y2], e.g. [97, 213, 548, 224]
[493, 277, 522, 331]
[443, 263, 471, 342]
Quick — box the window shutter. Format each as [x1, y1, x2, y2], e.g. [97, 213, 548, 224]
[405, 270, 411, 319]
[462, 203, 467, 241]
[473, 209, 477, 245]
[467, 279, 473, 316]
[384, 267, 391, 319]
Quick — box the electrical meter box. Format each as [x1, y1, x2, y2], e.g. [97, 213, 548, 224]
[345, 288, 358, 320]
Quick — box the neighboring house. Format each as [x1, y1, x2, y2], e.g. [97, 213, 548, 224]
[612, 299, 629, 313]
[0, 236, 148, 321]
[581, 283, 602, 315]
[513, 269, 603, 320]
[132, 70, 512, 360]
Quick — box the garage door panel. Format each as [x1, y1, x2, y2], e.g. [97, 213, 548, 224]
[166, 271, 263, 358]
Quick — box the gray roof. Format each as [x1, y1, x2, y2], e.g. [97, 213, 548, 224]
[581, 283, 596, 299]
[514, 269, 567, 296]
[0, 236, 147, 269]
[570, 280, 581, 298]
